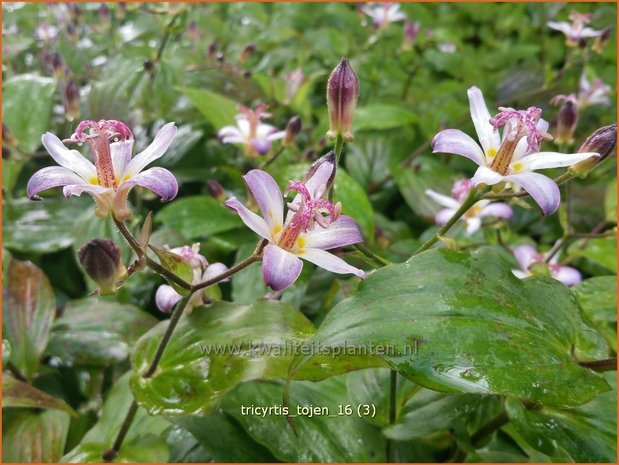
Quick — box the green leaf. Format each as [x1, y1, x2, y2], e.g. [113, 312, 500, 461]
[573, 276, 617, 322]
[2, 340, 10, 369]
[46, 299, 158, 366]
[3, 259, 55, 379]
[62, 372, 170, 463]
[605, 178, 616, 222]
[222, 375, 386, 462]
[391, 157, 459, 219]
[3, 410, 70, 463]
[296, 248, 610, 408]
[149, 245, 194, 294]
[354, 104, 418, 131]
[505, 372, 617, 462]
[156, 195, 242, 240]
[177, 86, 239, 129]
[130, 299, 316, 416]
[573, 238, 618, 273]
[2, 376, 77, 416]
[2, 74, 55, 153]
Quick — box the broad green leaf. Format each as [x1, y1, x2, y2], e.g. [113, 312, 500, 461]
[223, 375, 386, 462]
[46, 299, 158, 366]
[2, 376, 77, 416]
[295, 248, 610, 408]
[505, 372, 617, 462]
[130, 299, 316, 416]
[3, 259, 55, 379]
[173, 411, 278, 462]
[62, 372, 169, 463]
[391, 157, 459, 219]
[156, 195, 242, 240]
[3, 410, 70, 463]
[354, 104, 418, 131]
[573, 238, 618, 273]
[149, 245, 194, 294]
[573, 276, 617, 322]
[2, 74, 55, 153]
[177, 86, 239, 129]
[165, 425, 212, 463]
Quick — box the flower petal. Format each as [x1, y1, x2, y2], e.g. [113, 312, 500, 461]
[262, 244, 303, 291]
[547, 21, 572, 34]
[471, 166, 505, 186]
[300, 216, 363, 250]
[512, 244, 538, 271]
[41, 132, 97, 180]
[465, 217, 482, 234]
[467, 86, 501, 156]
[201, 262, 229, 283]
[299, 248, 365, 279]
[27, 166, 88, 199]
[553, 266, 582, 287]
[266, 130, 286, 141]
[224, 197, 271, 240]
[503, 172, 560, 216]
[432, 129, 486, 166]
[518, 151, 599, 171]
[111, 139, 134, 180]
[436, 208, 456, 226]
[63, 183, 111, 198]
[124, 122, 177, 176]
[425, 189, 461, 209]
[218, 125, 244, 139]
[155, 285, 182, 313]
[479, 202, 513, 219]
[117, 167, 179, 202]
[243, 169, 284, 232]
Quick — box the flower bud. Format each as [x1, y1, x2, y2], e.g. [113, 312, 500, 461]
[78, 239, 126, 295]
[207, 179, 225, 202]
[283, 116, 302, 146]
[3, 122, 17, 146]
[326, 58, 359, 142]
[3, 147, 11, 160]
[155, 285, 182, 313]
[239, 43, 257, 62]
[66, 24, 77, 42]
[593, 27, 611, 53]
[303, 151, 336, 194]
[51, 52, 64, 79]
[208, 41, 218, 60]
[63, 80, 81, 121]
[554, 98, 579, 146]
[186, 20, 199, 40]
[402, 21, 420, 51]
[570, 124, 617, 176]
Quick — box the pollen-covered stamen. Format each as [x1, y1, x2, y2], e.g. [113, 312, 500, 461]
[66, 120, 134, 189]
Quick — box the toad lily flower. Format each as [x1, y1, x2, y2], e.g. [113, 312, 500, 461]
[512, 244, 581, 287]
[361, 3, 407, 28]
[218, 104, 285, 157]
[426, 179, 512, 234]
[155, 243, 229, 313]
[225, 158, 364, 291]
[432, 87, 599, 215]
[547, 11, 604, 46]
[27, 120, 178, 221]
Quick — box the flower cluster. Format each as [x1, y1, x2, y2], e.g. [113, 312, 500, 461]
[512, 244, 581, 287]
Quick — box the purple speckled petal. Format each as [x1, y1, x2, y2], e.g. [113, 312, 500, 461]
[41, 132, 97, 180]
[117, 167, 179, 202]
[432, 129, 486, 166]
[225, 197, 271, 240]
[300, 216, 363, 251]
[243, 169, 284, 232]
[299, 248, 365, 279]
[503, 172, 560, 215]
[27, 166, 88, 199]
[262, 244, 303, 291]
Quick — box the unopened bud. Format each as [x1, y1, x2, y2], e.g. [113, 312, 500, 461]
[63, 80, 81, 121]
[555, 98, 579, 146]
[593, 27, 611, 53]
[99, 4, 111, 29]
[51, 52, 64, 79]
[283, 116, 302, 146]
[143, 59, 155, 77]
[207, 179, 225, 202]
[3, 147, 11, 159]
[186, 20, 199, 40]
[303, 151, 336, 195]
[239, 43, 257, 62]
[66, 24, 77, 41]
[402, 21, 420, 51]
[78, 239, 126, 295]
[570, 124, 617, 176]
[208, 41, 218, 60]
[155, 285, 181, 313]
[326, 58, 359, 142]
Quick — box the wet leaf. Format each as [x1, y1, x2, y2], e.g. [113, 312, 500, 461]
[573, 276, 617, 322]
[2, 375, 77, 416]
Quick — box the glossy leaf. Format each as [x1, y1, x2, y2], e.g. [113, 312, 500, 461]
[156, 195, 242, 240]
[62, 372, 170, 463]
[296, 248, 610, 408]
[3, 259, 55, 379]
[573, 276, 617, 322]
[505, 372, 617, 462]
[46, 299, 158, 366]
[2, 375, 77, 416]
[3, 410, 70, 463]
[223, 375, 386, 462]
[177, 86, 239, 130]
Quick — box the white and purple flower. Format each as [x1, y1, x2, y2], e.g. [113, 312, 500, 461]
[225, 156, 364, 291]
[547, 11, 604, 46]
[361, 2, 407, 28]
[218, 104, 286, 157]
[27, 120, 178, 221]
[155, 243, 229, 313]
[432, 87, 599, 215]
[512, 244, 582, 287]
[426, 179, 512, 234]
[578, 74, 612, 108]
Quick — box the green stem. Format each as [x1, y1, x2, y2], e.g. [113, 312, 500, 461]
[414, 187, 489, 256]
[470, 411, 509, 447]
[261, 145, 286, 168]
[354, 243, 390, 267]
[102, 401, 139, 462]
[329, 133, 345, 202]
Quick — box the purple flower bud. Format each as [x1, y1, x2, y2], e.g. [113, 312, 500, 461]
[3, 146, 11, 160]
[402, 21, 420, 50]
[593, 27, 611, 53]
[66, 24, 77, 41]
[555, 98, 579, 146]
[51, 52, 64, 78]
[208, 41, 218, 60]
[303, 150, 336, 194]
[326, 58, 359, 142]
[155, 285, 182, 313]
[570, 124, 617, 175]
[283, 116, 302, 146]
[186, 20, 199, 40]
[239, 43, 257, 62]
[207, 179, 225, 202]
[78, 239, 124, 295]
[62, 80, 81, 121]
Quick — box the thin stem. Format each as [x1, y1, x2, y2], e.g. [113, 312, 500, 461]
[578, 358, 617, 372]
[334, 133, 344, 165]
[414, 187, 489, 256]
[386, 369, 398, 462]
[155, 13, 180, 63]
[102, 401, 139, 462]
[261, 146, 286, 168]
[354, 243, 390, 267]
[470, 411, 509, 447]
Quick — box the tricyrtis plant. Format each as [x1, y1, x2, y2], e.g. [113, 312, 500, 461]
[2, 2, 617, 464]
